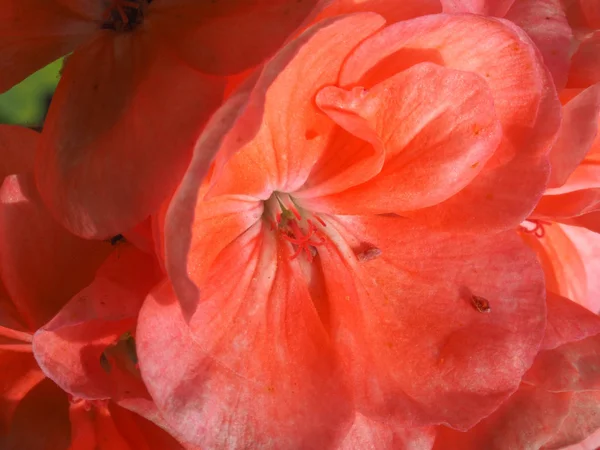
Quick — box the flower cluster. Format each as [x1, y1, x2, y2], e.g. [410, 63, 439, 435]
[1, 0, 600, 449]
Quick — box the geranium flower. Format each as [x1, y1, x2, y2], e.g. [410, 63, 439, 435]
[0, 0, 323, 239]
[0, 125, 186, 449]
[135, 11, 561, 448]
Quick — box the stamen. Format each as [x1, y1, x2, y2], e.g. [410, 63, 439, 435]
[519, 219, 552, 238]
[102, 0, 148, 31]
[270, 194, 328, 262]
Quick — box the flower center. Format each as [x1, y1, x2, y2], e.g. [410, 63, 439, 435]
[265, 193, 328, 262]
[101, 0, 151, 31]
[519, 218, 552, 238]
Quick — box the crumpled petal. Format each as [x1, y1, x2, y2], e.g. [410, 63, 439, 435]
[138, 268, 352, 448]
[544, 392, 600, 449]
[0, 126, 37, 180]
[0, 174, 109, 330]
[300, 62, 501, 213]
[337, 13, 560, 231]
[32, 245, 162, 400]
[505, 0, 573, 91]
[0, 0, 97, 93]
[35, 32, 226, 239]
[316, 215, 545, 430]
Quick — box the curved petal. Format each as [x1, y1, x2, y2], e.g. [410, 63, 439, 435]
[0, 378, 71, 450]
[316, 0, 441, 23]
[318, 215, 546, 429]
[137, 270, 352, 448]
[520, 223, 588, 308]
[559, 427, 600, 450]
[560, 224, 600, 313]
[523, 334, 600, 391]
[544, 392, 600, 449]
[432, 385, 572, 450]
[542, 292, 600, 351]
[148, 0, 323, 75]
[300, 62, 501, 213]
[206, 13, 386, 199]
[534, 189, 600, 221]
[35, 32, 226, 239]
[440, 0, 516, 16]
[0, 126, 37, 180]
[0, 0, 97, 93]
[341, 413, 435, 450]
[0, 174, 109, 330]
[107, 402, 187, 450]
[32, 246, 162, 400]
[568, 31, 600, 88]
[338, 14, 560, 231]
[547, 83, 600, 188]
[505, 0, 573, 91]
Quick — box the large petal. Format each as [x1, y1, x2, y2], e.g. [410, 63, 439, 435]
[299, 62, 501, 213]
[0, 0, 97, 93]
[318, 215, 546, 429]
[137, 236, 352, 448]
[316, 0, 441, 23]
[505, 0, 573, 91]
[148, 0, 323, 75]
[32, 245, 162, 400]
[544, 392, 600, 450]
[35, 32, 225, 239]
[338, 14, 560, 231]
[166, 14, 386, 306]
[0, 126, 37, 180]
[0, 174, 109, 330]
[205, 13, 386, 199]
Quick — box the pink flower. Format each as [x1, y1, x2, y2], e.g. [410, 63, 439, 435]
[134, 8, 562, 448]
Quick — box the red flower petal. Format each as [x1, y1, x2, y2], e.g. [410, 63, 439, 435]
[148, 0, 323, 75]
[0, 0, 97, 93]
[35, 32, 225, 238]
[338, 14, 560, 231]
[568, 31, 600, 88]
[547, 83, 600, 188]
[137, 254, 352, 447]
[1, 378, 71, 450]
[32, 245, 162, 400]
[206, 13, 385, 199]
[301, 62, 501, 213]
[318, 215, 545, 429]
[0, 174, 109, 330]
[542, 292, 600, 350]
[317, 0, 441, 23]
[432, 384, 572, 450]
[0, 126, 37, 180]
[505, 0, 573, 91]
[544, 392, 600, 449]
[440, 0, 517, 16]
[341, 413, 435, 450]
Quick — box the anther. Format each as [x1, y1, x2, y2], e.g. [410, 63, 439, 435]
[519, 219, 552, 238]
